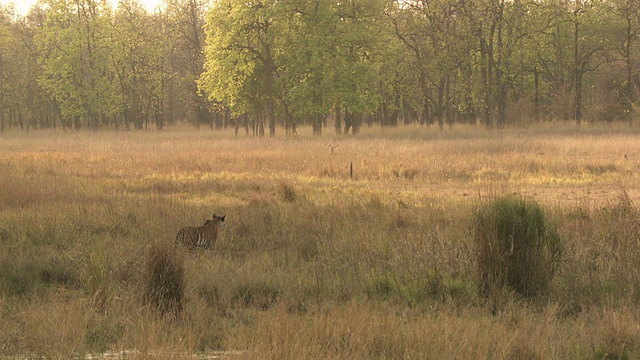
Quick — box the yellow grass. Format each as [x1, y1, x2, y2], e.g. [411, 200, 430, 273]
[1, 123, 640, 358]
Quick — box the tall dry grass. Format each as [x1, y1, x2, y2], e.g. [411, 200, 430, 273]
[1, 124, 640, 357]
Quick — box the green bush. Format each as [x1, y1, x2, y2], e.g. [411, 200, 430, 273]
[474, 195, 562, 298]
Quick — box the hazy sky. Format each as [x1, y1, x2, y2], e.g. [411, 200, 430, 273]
[1, 0, 164, 16]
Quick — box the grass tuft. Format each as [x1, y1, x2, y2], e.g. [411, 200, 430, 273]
[144, 241, 185, 317]
[278, 182, 298, 202]
[474, 195, 562, 299]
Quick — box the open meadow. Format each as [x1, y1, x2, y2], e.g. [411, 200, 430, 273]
[3, 124, 640, 358]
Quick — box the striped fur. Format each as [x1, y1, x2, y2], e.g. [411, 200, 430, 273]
[175, 214, 226, 250]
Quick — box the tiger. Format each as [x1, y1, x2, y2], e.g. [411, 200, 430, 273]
[175, 213, 227, 250]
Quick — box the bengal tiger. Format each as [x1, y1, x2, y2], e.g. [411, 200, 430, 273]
[175, 213, 226, 250]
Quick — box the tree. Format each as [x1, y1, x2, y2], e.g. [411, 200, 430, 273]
[333, 0, 382, 134]
[35, 0, 118, 129]
[536, 0, 609, 125]
[610, 0, 640, 120]
[389, 0, 471, 128]
[0, 6, 16, 131]
[200, 0, 280, 136]
[112, 0, 165, 129]
[164, 0, 212, 128]
[275, 0, 337, 135]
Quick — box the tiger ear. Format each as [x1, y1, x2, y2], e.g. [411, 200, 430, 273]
[212, 214, 217, 219]
[220, 215, 226, 222]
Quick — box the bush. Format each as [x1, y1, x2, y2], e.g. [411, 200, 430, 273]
[474, 195, 562, 298]
[144, 241, 185, 317]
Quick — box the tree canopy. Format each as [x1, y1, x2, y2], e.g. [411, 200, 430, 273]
[0, 0, 639, 133]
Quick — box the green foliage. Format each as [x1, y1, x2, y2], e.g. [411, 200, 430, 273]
[200, 0, 271, 117]
[1, 0, 639, 131]
[111, 0, 166, 129]
[200, 0, 383, 134]
[474, 195, 562, 299]
[35, 0, 118, 127]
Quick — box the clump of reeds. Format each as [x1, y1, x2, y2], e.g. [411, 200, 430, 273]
[144, 241, 185, 317]
[474, 195, 562, 299]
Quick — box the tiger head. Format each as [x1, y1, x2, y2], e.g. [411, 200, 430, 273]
[212, 213, 227, 228]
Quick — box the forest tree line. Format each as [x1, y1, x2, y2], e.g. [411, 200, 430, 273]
[0, 0, 639, 134]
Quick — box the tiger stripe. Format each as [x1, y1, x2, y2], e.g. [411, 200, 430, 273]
[175, 213, 226, 250]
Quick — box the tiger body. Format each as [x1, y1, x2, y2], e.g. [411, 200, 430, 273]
[175, 214, 226, 250]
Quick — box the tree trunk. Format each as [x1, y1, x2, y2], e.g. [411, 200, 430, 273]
[156, 97, 164, 130]
[344, 111, 352, 134]
[496, 1, 506, 128]
[334, 101, 342, 134]
[480, 36, 492, 128]
[0, 51, 3, 132]
[574, 11, 581, 125]
[436, 76, 445, 129]
[624, 15, 633, 121]
[312, 115, 322, 135]
[534, 66, 540, 122]
[265, 40, 276, 137]
[234, 118, 239, 136]
[446, 75, 453, 127]
[352, 113, 361, 134]
[575, 70, 583, 125]
[258, 113, 265, 137]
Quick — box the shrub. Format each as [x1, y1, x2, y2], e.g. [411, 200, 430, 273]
[144, 241, 185, 317]
[474, 195, 562, 298]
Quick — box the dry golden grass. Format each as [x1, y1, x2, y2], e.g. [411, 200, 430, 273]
[1, 123, 640, 358]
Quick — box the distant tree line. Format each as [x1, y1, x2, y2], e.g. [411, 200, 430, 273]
[0, 0, 639, 134]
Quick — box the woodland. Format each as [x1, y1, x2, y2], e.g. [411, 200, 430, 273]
[0, 0, 639, 134]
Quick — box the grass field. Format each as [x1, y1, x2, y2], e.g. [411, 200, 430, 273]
[2, 123, 640, 358]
